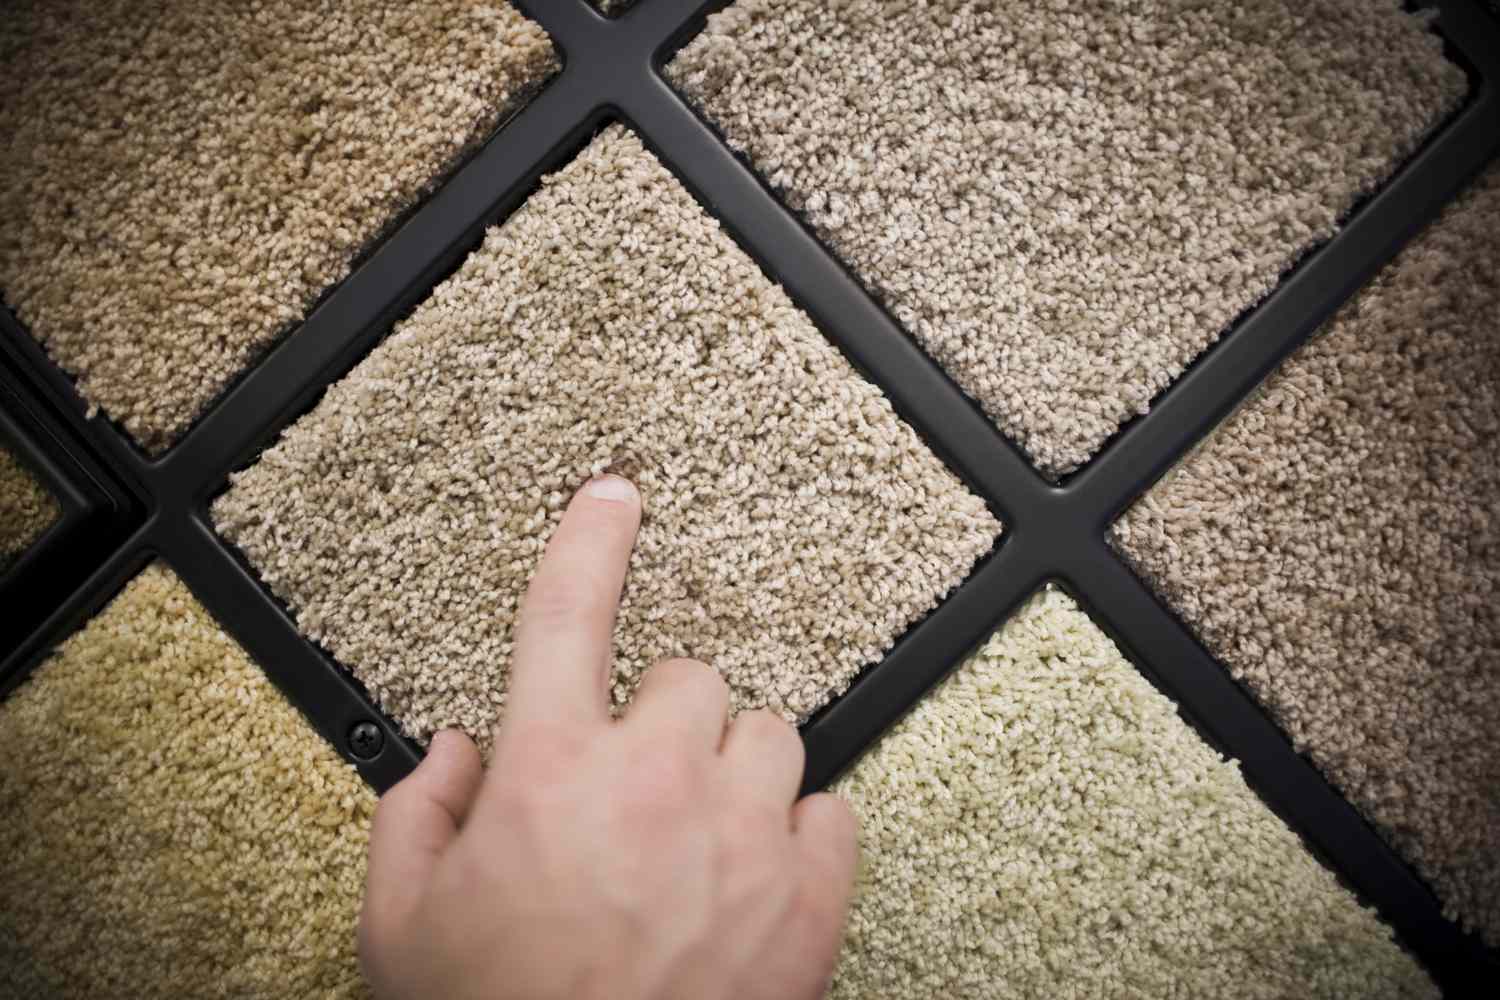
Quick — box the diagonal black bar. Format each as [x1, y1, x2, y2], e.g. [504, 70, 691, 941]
[158, 515, 423, 791]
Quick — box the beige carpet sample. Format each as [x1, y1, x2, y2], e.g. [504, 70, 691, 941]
[0, 443, 58, 569]
[214, 125, 1000, 754]
[0, 1, 556, 452]
[1113, 165, 1500, 946]
[669, 0, 1466, 477]
[0, 565, 375, 999]
[831, 589, 1436, 1000]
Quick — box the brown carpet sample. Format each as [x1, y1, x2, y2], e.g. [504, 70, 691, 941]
[1113, 165, 1500, 946]
[669, 0, 1466, 477]
[0, 565, 376, 998]
[213, 125, 1001, 754]
[0, 1, 556, 452]
[830, 589, 1436, 1000]
[0, 443, 58, 569]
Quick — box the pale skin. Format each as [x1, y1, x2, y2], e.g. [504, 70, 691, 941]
[359, 475, 860, 1000]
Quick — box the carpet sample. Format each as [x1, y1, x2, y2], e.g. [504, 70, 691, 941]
[1112, 165, 1500, 946]
[0, 1, 556, 453]
[669, 0, 1466, 477]
[830, 589, 1436, 1000]
[0, 565, 375, 999]
[0, 443, 58, 570]
[213, 125, 1000, 754]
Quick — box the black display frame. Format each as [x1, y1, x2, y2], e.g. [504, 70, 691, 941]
[1, 0, 1496, 993]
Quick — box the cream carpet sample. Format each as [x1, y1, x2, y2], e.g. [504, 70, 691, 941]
[831, 589, 1436, 1000]
[0, 443, 57, 569]
[669, 0, 1466, 477]
[1113, 165, 1500, 947]
[213, 125, 1001, 754]
[0, 1, 556, 453]
[0, 565, 376, 999]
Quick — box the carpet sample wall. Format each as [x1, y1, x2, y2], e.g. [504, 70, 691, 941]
[830, 589, 1436, 999]
[1113, 165, 1500, 946]
[669, 0, 1466, 477]
[0, 0, 557, 453]
[0, 443, 57, 569]
[0, 565, 375, 998]
[213, 125, 1001, 755]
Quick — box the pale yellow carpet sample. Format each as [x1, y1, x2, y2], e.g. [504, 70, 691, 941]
[831, 589, 1436, 1000]
[0, 565, 376, 999]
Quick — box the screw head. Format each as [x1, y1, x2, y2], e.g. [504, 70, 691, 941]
[347, 720, 385, 761]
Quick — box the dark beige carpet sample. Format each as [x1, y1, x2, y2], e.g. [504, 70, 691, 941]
[0, 443, 57, 570]
[0, 565, 375, 999]
[0, 1, 556, 452]
[1113, 165, 1500, 946]
[213, 126, 1001, 754]
[831, 589, 1436, 999]
[669, 0, 1466, 476]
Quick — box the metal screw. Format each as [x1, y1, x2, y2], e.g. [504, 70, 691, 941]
[348, 721, 385, 761]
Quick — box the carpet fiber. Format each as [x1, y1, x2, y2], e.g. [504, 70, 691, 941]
[0, 443, 57, 569]
[1113, 165, 1500, 946]
[0, 565, 375, 998]
[830, 589, 1436, 999]
[213, 125, 1001, 754]
[0, 0, 556, 452]
[669, 0, 1465, 476]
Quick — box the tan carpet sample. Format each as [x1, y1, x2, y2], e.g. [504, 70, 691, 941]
[213, 125, 1001, 754]
[0, 443, 58, 569]
[0, 565, 375, 998]
[669, 0, 1466, 477]
[1113, 165, 1500, 946]
[0, 1, 556, 452]
[831, 589, 1436, 1000]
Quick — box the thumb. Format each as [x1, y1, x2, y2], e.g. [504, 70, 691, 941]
[364, 730, 484, 927]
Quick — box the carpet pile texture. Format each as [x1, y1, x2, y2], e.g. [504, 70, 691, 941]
[0, 0, 556, 452]
[830, 589, 1436, 999]
[1113, 166, 1500, 946]
[0, 565, 375, 998]
[0, 443, 57, 569]
[214, 125, 1001, 754]
[669, 0, 1466, 476]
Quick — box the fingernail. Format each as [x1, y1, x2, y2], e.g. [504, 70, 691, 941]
[583, 474, 639, 504]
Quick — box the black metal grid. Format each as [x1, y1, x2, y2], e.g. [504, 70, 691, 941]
[0, 343, 138, 681]
[1, 0, 1496, 993]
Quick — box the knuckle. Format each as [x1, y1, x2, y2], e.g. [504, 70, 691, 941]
[509, 719, 589, 761]
[806, 794, 858, 844]
[370, 782, 416, 834]
[738, 708, 799, 749]
[625, 744, 699, 806]
[653, 656, 721, 686]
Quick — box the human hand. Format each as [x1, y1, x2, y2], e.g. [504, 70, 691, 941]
[358, 475, 859, 1000]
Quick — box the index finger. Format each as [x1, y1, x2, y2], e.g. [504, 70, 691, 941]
[506, 475, 642, 730]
